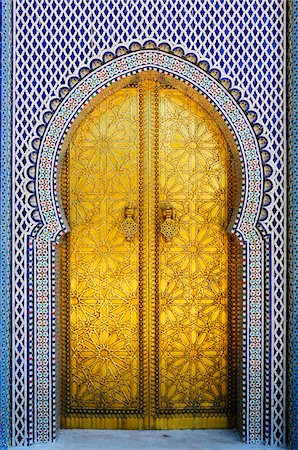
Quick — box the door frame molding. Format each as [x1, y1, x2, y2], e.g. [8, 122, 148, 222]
[23, 46, 274, 444]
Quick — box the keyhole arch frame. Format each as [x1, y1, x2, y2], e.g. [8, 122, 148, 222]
[32, 50, 266, 244]
[29, 47, 267, 444]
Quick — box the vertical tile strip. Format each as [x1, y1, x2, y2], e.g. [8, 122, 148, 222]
[0, 0, 12, 448]
[288, 1, 298, 448]
[34, 239, 52, 443]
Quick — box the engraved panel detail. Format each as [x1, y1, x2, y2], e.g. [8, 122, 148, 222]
[61, 87, 146, 417]
[155, 87, 230, 415]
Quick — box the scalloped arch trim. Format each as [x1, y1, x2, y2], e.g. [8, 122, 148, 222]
[31, 44, 268, 242]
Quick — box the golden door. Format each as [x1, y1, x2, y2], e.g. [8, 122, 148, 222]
[60, 78, 237, 429]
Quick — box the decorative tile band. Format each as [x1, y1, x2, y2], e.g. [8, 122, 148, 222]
[34, 50, 264, 242]
[34, 240, 54, 442]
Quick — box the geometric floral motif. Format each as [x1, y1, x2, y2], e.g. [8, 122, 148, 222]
[157, 87, 231, 415]
[62, 87, 141, 416]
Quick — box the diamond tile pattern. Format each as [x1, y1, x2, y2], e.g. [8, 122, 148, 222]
[12, 0, 285, 446]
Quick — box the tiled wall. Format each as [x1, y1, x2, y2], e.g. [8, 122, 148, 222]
[1, 0, 288, 447]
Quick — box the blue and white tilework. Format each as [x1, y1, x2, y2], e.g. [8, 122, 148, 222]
[7, 1, 286, 448]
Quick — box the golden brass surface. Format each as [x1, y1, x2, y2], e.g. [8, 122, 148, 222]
[60, 78, 237, 429]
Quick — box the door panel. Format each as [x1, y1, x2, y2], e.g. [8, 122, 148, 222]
[61, 79, 235, 429]
[61, 86, 148, 428]
[152, 86, 230, 428]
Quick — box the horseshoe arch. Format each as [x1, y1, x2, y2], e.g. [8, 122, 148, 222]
[30, 48, 266, 444]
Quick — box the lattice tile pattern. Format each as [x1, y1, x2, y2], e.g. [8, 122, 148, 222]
[12, 0, 285, 446]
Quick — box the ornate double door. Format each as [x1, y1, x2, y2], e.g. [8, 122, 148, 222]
[61, 77, 236, 429]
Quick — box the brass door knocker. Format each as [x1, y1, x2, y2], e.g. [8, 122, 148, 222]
[161, 205, 176, 241]
[120, 206, 138, 241]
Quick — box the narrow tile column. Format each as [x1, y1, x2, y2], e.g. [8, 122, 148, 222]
[289, 2, 298, 449]
[0, 1, 12, 449]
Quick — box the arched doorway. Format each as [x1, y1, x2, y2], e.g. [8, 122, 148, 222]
[60, 74, 240, 430]
[30, 48, 266, 443]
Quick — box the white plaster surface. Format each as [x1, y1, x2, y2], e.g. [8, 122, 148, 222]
[11, 429, 286, 450]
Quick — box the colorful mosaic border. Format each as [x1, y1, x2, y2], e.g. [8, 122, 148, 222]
[33, 50, 266, 242]
[35, 50, 268, 240]
[29, 49, 266, 444]
[0, 1, 11, 449]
